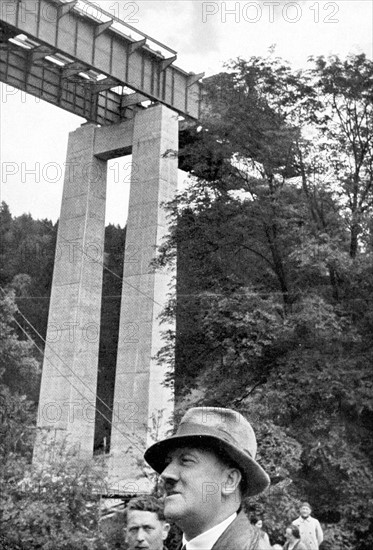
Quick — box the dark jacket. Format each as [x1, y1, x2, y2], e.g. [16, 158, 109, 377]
[283, 541, 307, 550]
[177, 510, 260, 550]
[212, 510, 261, 550]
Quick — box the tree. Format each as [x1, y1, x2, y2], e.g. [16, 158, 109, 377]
[155, 54, 373, 549]
[0, 288, 40, 399]
[0, 203, 57, 353]
[1, 451, 113, 550]
[306, 54, 373, 259]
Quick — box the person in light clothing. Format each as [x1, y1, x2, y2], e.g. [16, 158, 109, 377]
[292, 502, 323, 550]
[144, 407, 271, 550]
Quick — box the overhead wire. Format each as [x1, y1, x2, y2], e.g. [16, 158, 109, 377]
[0, 283, 145, 453]
[0, 183, 173, 452]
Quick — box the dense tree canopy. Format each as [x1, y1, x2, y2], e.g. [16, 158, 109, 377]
[157, 53, 373, 549]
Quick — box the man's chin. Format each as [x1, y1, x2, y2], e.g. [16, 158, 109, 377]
[164, 494, 183, 519]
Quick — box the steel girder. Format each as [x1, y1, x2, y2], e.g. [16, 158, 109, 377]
[0, 0, 204, 124]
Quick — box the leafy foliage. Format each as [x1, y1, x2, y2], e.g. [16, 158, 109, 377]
[0, 288, 40, 397]
[1, 453, 114, 550]
[157, 53, 373, 549]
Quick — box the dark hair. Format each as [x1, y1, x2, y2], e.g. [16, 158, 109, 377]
[287, 525, 301, 539]
[319, 541, 332, 550]
[125, 496, 165, 522]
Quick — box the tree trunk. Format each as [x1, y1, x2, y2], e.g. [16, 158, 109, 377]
[264, 223, 289, 307]
[350, 222, 359, 258]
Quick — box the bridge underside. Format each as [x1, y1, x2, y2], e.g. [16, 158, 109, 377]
[0, 0, 203, 124]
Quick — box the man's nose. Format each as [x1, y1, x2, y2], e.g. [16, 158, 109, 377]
[136, 528, 145, 541]
[160, 460, 179, 482]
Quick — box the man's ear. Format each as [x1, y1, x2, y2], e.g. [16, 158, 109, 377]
[162, 522, 171, 540]
[221, 468, 242, 496]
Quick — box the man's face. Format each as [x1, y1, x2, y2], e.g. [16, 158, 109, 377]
[300, 505, 311, 518]
[125, 510, 169, 550]
[160, 446, 234, 533]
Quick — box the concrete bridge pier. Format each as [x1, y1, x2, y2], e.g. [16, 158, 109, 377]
[33, 105, 177, 491]
[33, 122, 107, 462]
[108, 105, 177, 493]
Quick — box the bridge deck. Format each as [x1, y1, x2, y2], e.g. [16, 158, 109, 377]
[0, 0, 203, 124]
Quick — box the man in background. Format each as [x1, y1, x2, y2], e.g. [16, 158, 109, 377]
[292, 502, 323, 550]
[125, 495, 170, 550]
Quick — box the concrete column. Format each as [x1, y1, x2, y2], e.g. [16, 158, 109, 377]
[33, 123, 107, 463]
[108, 105, 178, 492]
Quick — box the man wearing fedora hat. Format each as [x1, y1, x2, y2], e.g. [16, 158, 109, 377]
[144, 407, 270, 550]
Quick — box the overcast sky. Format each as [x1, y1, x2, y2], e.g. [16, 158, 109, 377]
[1, 0, 372, 226]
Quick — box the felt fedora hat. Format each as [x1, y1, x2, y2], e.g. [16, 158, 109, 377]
[144, 407, 270, 497]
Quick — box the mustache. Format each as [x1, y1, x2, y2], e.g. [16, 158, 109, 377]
[161, 479, 180, 496]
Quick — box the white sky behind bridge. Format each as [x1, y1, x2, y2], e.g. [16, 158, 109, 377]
[0, 0, 372, 226]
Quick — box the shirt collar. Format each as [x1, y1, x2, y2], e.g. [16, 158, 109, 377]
[182, 512, 237, 550]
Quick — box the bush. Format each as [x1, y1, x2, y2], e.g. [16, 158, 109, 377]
[0, 449, 114, 550]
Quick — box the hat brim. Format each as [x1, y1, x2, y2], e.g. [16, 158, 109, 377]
[144, 433, 270, 497]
